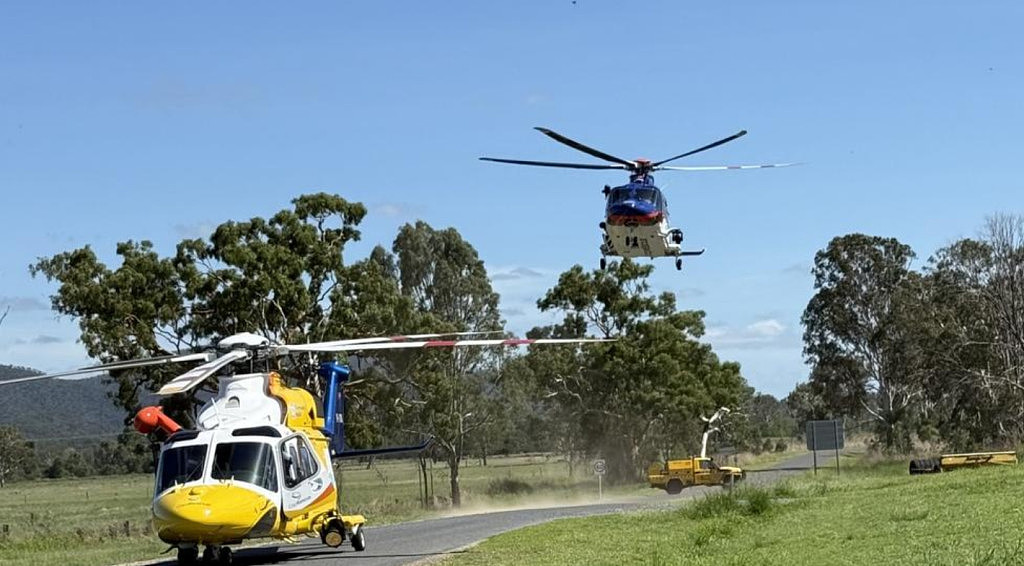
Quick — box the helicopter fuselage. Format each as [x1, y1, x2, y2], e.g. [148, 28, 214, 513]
[151, 372, 362, 554]
[600, 175, 686, 260]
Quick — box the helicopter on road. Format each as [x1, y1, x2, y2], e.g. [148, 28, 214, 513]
[0, 330, 607, 565]
[481, 127, 795, 271]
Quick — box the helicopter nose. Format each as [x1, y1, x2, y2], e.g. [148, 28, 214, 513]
[153, 484, 277, 544]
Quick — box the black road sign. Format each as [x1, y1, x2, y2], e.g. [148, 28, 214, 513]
[806, 419, 845, 451]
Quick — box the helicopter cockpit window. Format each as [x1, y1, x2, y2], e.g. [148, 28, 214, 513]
[211, 442, 278, 492]
[281, 435, 319, 489]
[635, 189, 658, 203]
[157, 444, 207, 493]
[609, 188, 630, 203]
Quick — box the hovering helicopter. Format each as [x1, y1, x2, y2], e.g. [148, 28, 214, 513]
[0, 330, 607, 565]
[481, 127, 795, 271]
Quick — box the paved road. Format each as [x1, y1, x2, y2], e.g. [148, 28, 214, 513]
[144, 451, 834, 566]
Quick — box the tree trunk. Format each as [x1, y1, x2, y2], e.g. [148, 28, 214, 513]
[448, 454, 461, 507]
[418, 457, 431, 508]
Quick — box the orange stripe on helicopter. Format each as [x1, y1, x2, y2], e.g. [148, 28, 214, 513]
[309, 483, 336, 508]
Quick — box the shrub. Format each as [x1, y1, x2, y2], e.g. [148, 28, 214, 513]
[486, 477, 534, 496]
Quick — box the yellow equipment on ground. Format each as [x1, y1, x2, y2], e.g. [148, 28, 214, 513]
[909, 451, 1017, 475]
[648, 457, 745, 494]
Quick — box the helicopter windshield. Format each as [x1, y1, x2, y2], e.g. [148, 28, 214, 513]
[608, 187, 659, 205]
[635, 189, 658, 203]
[211, 442, 278, 492]
[609, 188, 630, 203]
[157, 444, 207, 493]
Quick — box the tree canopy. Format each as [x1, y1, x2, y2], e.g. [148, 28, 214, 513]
[25, 192, 771, 499]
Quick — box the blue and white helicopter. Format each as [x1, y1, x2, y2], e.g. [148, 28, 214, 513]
[481, 128, 794, 271]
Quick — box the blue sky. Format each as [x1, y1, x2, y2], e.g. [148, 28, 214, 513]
[1, 1, 1020, 397]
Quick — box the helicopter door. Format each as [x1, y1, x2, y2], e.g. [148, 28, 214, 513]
[279, 434, 331, 515]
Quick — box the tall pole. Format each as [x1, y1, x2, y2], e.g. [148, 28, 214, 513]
[834, 420, 841, 476]
[811, 424, 818, 475]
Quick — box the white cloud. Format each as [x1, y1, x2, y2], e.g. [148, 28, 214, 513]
[782, 262, 810, 276]
[371, 202, 421, 219]
[491, 266, 545, 281]
[0, 296, 49, 312]
[173, 221, 217, 240]
[1, 336, 90, 374]
[680, 287, 706, 298]
[490, 265, 560, 335]
[13, 335, 63, 345]
[746, 319, 785, 337]
[704, 318, 792, 350]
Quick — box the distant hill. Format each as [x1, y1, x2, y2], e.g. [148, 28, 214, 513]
[0, 364, 128, 451]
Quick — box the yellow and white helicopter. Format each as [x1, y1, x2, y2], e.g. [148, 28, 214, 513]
[0, 330, 607, 565]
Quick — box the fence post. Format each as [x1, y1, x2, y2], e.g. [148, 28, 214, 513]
[124, 521, 130, 537]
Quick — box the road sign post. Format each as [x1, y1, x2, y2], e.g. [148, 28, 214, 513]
[594, 459, 606, 500]
[805, 419, 845, 476]
[834, 419, 841, 476]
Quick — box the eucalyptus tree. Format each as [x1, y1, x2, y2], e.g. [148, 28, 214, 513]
[30, 193, 375, 423]
[801, 234, 923, 451]
[522, 259, 749, 482]
[920, 214, 1024, 447]
[374, 221, 505, 506]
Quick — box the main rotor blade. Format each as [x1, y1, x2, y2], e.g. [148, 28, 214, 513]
[285, 331, 505, 352]
[479, 157, 626, 170]
[0, 352, 217, 387]
[656, 162, 798, 172]
[534, 127, 636, 167]
[309, 337, 613, 352]
[158, 350, 251, 396]
[332, 437, 434, 459]
[652, 130, 748, 167]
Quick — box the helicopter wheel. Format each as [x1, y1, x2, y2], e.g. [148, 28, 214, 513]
[218, 547, 233, 565]
[675, 258, 683, 271]
[599, 257, 606, 270]
[176, 546, 199, 565]
[352, 527, 366, 552]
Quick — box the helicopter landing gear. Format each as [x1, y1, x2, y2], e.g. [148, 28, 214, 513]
[176, 545, 198, 565]
[351, 525, 366, 551]
[196, 545, 232, 565]
[321, 518, 346, 548]
[675, 258, 683, 271]
[600, 257, 607, 270]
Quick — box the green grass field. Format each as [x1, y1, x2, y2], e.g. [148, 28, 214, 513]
[0, 446, 830, 566]
[0, 454, 631, 566]
[442, 454, 1024, 566]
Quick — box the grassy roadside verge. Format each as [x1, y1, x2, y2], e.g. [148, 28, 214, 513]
[442, 455, 1024, 566]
